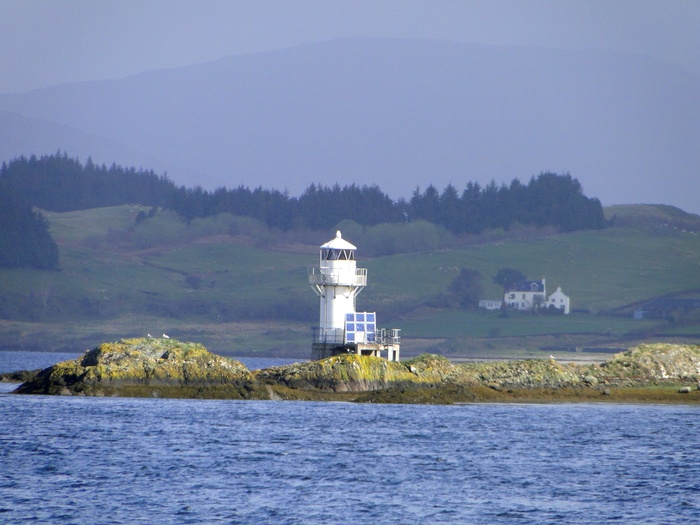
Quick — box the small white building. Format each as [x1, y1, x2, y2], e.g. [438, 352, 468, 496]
[479, 299, 503, 311]
[546, 286, 571, 314]
[308, 231, 401, 361]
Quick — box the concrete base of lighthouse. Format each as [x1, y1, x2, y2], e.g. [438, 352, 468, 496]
[311, 342, 401, 362]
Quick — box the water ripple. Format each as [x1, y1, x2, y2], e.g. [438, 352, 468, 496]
[1, 396, 699, 524]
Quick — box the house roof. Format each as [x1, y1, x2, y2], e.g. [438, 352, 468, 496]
[509, 279, 545, 293]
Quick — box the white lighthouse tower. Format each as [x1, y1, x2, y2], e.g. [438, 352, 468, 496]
[309, 231, 400, 361]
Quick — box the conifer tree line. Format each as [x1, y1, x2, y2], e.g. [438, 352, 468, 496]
[1, 153, 606, 268]
[1, 152, 174, 212]
[0, 185, 59, 269]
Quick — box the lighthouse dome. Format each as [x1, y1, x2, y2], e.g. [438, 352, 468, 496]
[320, 230, 357, 251]
[320, 231, 356, 261]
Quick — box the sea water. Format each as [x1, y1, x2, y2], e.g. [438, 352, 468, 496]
[1, 352, 699, 524]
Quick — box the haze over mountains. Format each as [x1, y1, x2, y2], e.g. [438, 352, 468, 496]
[0, 38, 698, 213]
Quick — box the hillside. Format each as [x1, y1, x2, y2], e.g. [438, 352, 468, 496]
[0, 203, 699, 358]
[0, 38, 698, 214]
[605, 204, 700, 233]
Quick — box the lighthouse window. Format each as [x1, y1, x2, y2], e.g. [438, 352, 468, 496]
[366, 323, 375, 333]
[322, 248, 355, 260]
[346, 332, 355, 342]
[346, 323, 355, 332]
[356, 313, 365, 322]
[356, 323, 365, 332]
[346, 313, 354, 322]
[366, 313, 375, 322]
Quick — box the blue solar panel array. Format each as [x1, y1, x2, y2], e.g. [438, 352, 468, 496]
[345, 312, 377, 343]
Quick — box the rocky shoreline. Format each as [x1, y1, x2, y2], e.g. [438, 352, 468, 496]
[5, 338, 700, 404]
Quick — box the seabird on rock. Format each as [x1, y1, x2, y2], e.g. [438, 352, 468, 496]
[163, 334, 170, 339]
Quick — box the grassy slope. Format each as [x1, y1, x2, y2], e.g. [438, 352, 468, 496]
[366, 227, 700, 311]
[1, 204, 699, 357]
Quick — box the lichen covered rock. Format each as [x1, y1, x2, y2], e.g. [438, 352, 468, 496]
[599, 343, 700, 383]
[15, 338, 257, 398]
[256, 353, 425, 392]
[403, 354, 462, 382]
[457, 358, 585, 389]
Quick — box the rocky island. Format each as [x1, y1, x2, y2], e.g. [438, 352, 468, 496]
[8, 338, 700, 403]
[12, 338, 255, 399]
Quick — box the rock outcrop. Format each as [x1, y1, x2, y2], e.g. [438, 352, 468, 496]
[256, 353, 423, 392]
[597, 343, 700, 384]
[0, 368, 41, 383]
[15, 338, 259, 398]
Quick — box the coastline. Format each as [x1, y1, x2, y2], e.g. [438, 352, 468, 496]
[4, 339, 700, 405]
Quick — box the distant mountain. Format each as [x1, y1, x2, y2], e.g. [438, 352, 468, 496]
[0, 38, 698, 213]
[0, 111, 159, 172]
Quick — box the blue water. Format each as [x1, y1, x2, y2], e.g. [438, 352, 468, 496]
[1, 352, 700, 523]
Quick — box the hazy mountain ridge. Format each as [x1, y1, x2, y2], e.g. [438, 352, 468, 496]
[0, 38, 698, 212]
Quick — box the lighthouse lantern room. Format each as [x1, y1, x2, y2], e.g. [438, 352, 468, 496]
[309, 231, 400, 361]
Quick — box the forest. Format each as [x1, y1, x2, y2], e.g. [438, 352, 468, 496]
[0, 185, 59, 270]
[0, 152, 606, 269]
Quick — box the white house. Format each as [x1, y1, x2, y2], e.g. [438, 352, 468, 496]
[504, 278, 547, 311]
[503, 278, 570, 314]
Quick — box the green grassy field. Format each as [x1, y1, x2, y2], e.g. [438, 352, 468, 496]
[1, 204, 699, 358]
[364, 227, 700, 312]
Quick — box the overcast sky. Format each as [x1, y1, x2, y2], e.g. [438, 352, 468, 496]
[1, 0, 699, 93]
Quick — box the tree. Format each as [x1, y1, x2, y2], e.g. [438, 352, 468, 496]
[492, 268, 526, 291]
[438, 184, 461, 231]
[460, 181, 483, 233]
[449, 268, 484, 309]
[410, 185, 440, 224]
[0, 186, 59, 270]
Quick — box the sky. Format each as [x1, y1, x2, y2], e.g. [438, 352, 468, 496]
[1, 0, 699, 94]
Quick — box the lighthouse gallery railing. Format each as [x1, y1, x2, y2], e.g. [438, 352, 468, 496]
[308, 267, 367, 287]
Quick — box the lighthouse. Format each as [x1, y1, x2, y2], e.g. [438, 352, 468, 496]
[308, 231, 400, 361]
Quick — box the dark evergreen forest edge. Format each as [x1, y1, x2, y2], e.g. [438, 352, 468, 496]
[0, 152, 607, 270]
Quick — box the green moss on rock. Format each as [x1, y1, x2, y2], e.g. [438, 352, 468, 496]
[255, 354, 428, 392]
[599, 343, 700, 384]
[403, 354, 461, 382]
[456, 358, 585, 389]
[15, 338, 256, 398]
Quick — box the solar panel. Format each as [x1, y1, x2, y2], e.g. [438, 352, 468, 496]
[344, 312, 377, 344]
